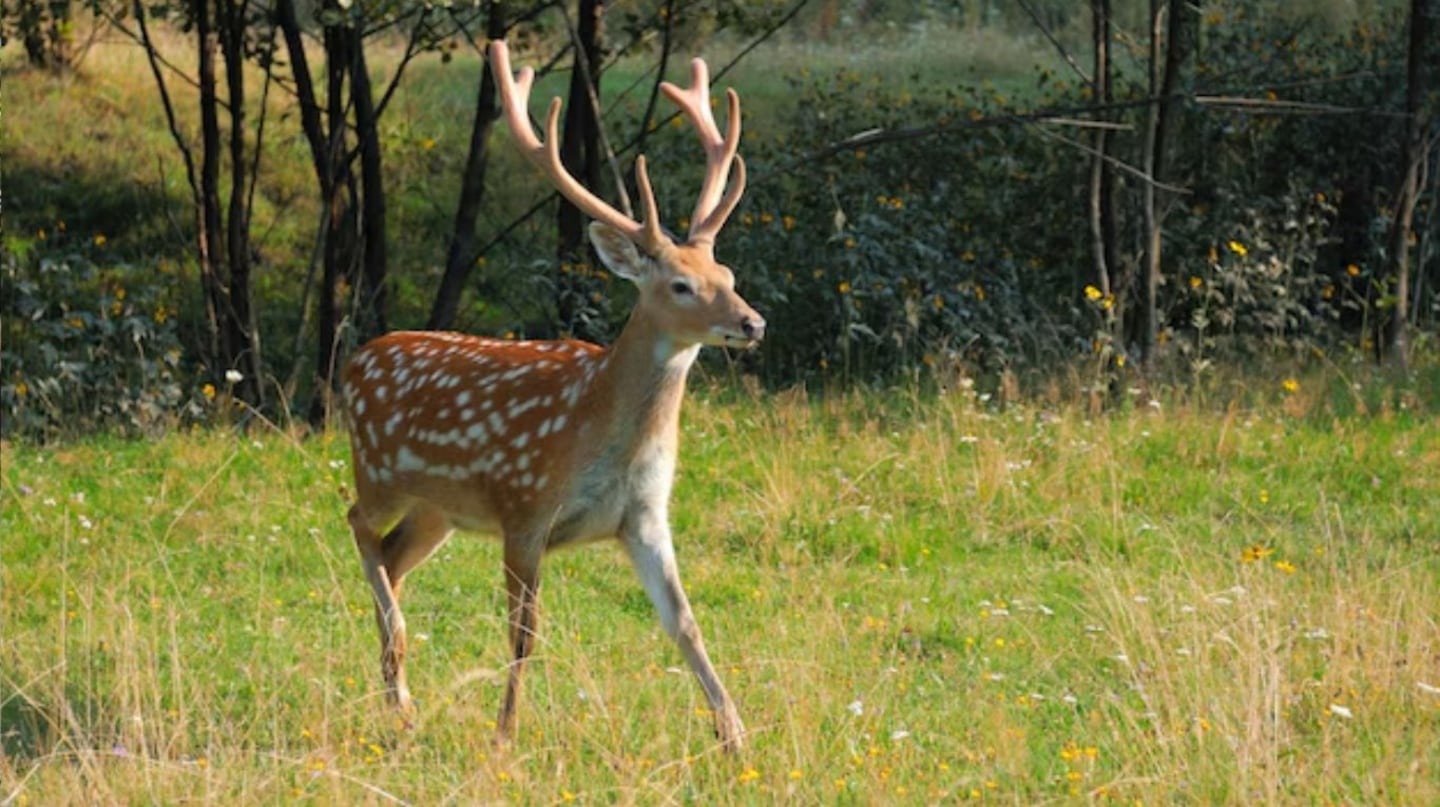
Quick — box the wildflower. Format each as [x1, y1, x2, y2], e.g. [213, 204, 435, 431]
[974, 284, 986, 301]
[1274, 560, 1296, 574]
[961, 249, 976, 262]
[1241, 545, 1275, 563]
[737, 767, 760, 783]
[1329, 703, 1354, 719]
[843, 237, 856, 249]
[1189, 276, 1203, 289]
[1084, 285, 1103, 301]
[1282, 378, 1299, 393]
[1226, 240, 1247, 256]
[838, 280, 852, 294]
[1259, 489, 1270, 504]
[782, 215, 795, 231]
[421, 137, 436, 150]
[94, 234, 108, 247]
[789, 769, 803, 781]
[932, 295, 944, 310]
[759, 211, 774, 225]
[202, 384, 217, 401]
[225, 369, 244, 384]
[1346, 263, 1361, 277]
[14, 381, 27, 398]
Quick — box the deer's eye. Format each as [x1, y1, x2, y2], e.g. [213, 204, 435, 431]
[670, 279, 695, 296]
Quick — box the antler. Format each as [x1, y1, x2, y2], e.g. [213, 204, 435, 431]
[490, 41, 747, 256]
[660, 58, 746, 250]
[490, 40, 668, 255]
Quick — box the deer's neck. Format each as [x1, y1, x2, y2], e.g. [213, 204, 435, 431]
[584, 310, 699, 464]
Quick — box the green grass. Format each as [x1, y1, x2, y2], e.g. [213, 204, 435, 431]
[4, 374, 1438, 804]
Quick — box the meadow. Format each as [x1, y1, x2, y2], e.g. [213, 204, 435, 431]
[3, 370, 1439, 804]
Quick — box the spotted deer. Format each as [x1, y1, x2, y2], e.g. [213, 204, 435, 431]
[340, 40, 762, 751]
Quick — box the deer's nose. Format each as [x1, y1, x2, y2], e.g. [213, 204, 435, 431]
[741, 316, 766, 342]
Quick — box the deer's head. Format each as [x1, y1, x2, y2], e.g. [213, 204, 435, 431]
[490, 42, 765, 351]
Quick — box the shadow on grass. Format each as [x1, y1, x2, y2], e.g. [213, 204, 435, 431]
[5, 159, 193, 266]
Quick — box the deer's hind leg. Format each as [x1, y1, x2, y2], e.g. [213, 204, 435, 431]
[350, 500, 453, 717]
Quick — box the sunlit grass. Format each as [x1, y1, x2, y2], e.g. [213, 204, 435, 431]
[4, 369, 1437, 803]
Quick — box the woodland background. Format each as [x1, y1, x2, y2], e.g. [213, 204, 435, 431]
[2, 0, 1437, 437]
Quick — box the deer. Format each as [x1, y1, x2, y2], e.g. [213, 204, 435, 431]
[339, 39, 763, 752]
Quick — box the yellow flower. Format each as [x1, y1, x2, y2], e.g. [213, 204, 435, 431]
[421, 137, 436, 150]
[837, 280, 852, 294]
[1084, 285, 1103, 301]
[1189, 276, 1203, 289]
[973, 284, 986, 301]
[1274, 560, 1296, 574]
[843, 237, 856, 249]
[1227, 240, 1247, 256]
[14, 381, 28, 398]
[202, 383, 217, 401]
[1241, 545, 1275, 563]
[1346, 263, 1361, 277]
[782, 215, 795, 231]
[1281, 378, 1299, 393]
[94, 234, 108, 247]
[737, 767, 760, 783]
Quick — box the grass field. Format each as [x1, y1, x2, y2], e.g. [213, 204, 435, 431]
[3, 370, 1438, 804]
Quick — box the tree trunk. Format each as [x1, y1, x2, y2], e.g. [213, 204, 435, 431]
[1383, 0, 1431, 370]
[428, 2, 508, 331]
[1088, 0, 1116, 301]
[196, 0, 227, 378]
[1137, 0, 1194, 369]
[220, 0, 264, 406]
[557, 0, 603, 262]
[309, 12, 361, 427]
[351, 18, 388, 340]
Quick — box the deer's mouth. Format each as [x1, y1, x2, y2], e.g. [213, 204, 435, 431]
[720, 333, 761, 350]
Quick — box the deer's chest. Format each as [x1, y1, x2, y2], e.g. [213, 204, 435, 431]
[545, 440, 675, 548]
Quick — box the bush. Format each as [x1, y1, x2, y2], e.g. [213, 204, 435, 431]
[1, 240, 208, 440]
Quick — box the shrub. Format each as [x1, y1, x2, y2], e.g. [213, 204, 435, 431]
[1, 241, 207, 440]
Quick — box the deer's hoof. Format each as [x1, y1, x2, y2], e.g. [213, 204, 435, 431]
[715, 704, 745, 752]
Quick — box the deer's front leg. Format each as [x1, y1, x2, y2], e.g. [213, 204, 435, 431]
[497, 539, 543, 746]
[623, 510, 745, 751]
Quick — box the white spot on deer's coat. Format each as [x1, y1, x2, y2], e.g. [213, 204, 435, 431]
[467, 423, 487, 442]
[552, 413, 568, 432]
[538, 418, 551, 438]
[354, 397, 366, 416]
[385, 413, 402, 436]
[375, 385, 389, 403]
[457, 391, 471, 406]
[395, 446, 425, 473]
[488, 412, 506, 436]
[511, 432, 530, 450]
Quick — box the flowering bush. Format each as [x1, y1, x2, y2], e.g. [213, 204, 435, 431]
[1, 243, 206, 439]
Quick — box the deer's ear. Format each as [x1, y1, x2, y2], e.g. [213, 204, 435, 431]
[589, 222, 647, 282]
